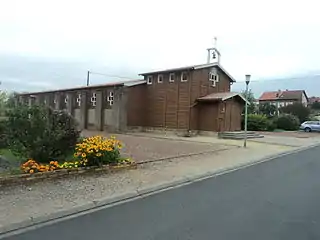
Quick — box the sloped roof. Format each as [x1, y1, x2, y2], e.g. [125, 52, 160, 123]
[197, 92, 249, 104]
[309, 96, 320, 104]
[259, 90, 307, 101]
[139, 63, 236, 82]
[280, 90, 307, 101]
[259, 91, 281, 101]
[19, 79, 146, 96]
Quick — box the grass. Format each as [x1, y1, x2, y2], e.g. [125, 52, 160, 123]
[0, 148, 22, 176]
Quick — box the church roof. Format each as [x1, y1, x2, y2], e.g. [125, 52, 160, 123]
[139, 63, 236, 82]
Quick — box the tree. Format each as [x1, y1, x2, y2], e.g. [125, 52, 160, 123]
[280, 103, 310, 123]
[0, 91, 9, 116]
[241, 89, 256, 114]
[259, 102, 277, 118]
[311, 101, 320, 110]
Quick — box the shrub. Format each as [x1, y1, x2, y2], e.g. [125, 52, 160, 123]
[274, 114, 300, 131]
[5, 105, 80, 162]
[74, 135, 123, 167]
[0, 120, 7, 149]
[266, 118, 277, 131]
[280, 103, 310, 123]
[245, 114, 270, 131]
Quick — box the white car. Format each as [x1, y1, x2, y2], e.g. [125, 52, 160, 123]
[300, 121, 320, 132]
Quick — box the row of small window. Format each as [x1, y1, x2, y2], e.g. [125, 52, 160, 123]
[147, 72, 219, 86]
[147, 72, 188, 85]
[62, 92, 115, 107]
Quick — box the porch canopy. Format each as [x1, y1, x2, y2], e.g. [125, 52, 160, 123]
[197, 92, 249, 104]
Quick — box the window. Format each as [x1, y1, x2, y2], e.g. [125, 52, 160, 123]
[107, 91, 114, 106]
[76, 93, 81, 107]
[90, 92, 97, 107]
[147, 76, 153, 85]
[181, 72, 188, 82]
[169, 73, 175, 82]
[209, 72, 219, 87]
[158, 74, 163, 83]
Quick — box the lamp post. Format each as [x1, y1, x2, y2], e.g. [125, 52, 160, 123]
[244, 74, 251, 148]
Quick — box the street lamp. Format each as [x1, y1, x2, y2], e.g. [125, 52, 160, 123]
[244, 74, 251, 148]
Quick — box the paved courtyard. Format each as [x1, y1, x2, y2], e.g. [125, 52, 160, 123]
[81, 130, 233, 163]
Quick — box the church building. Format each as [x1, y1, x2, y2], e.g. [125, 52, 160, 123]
[18, 41, 247, 133]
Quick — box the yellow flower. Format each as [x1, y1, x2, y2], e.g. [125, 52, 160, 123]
[81, 153, 86, 158]
[30, 169, 34, 174]
[96, 153, 102, 157]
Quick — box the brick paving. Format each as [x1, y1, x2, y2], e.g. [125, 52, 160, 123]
[81, 130, 231, 163]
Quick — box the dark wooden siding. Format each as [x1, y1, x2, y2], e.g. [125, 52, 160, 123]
[127, 84, 147, 126]
[197, 102, 219, 131]
[143, 71, 192, 129]
[137, 66, 233, 131]
[217, 98, 243, 132]
[189, 67, 231, 130]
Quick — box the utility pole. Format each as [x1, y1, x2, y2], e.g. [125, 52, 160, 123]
[86, 71, 90, 86]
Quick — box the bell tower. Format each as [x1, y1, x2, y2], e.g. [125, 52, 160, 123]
[207, 37, 221, 64]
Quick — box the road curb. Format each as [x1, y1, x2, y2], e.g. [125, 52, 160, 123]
[1, 143, 319, 238]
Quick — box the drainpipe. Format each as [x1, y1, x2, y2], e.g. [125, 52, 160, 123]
[188, 70, 192, 134]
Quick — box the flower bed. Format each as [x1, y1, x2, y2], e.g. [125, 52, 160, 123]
[19, 135, 135, 175]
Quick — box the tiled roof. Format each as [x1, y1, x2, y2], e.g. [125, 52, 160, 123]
[259, 90, 307, 101]
[309, 96, 320, 103]
[139, 63, 236, 82]
[258, 91, 281, 101]
[280, 90, 305, 100]
[197, 92, 249, 104]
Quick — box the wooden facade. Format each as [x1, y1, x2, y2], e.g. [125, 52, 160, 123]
[126, 63, 245, 132]
[18, 63, 245, 133]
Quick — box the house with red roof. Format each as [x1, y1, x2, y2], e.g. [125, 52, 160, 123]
[258, 89, 308, 108]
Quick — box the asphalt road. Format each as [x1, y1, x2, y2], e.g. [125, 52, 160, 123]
[4, 146, 320, 240]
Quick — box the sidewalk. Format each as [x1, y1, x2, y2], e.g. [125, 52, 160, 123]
[0, 141, 299, 234]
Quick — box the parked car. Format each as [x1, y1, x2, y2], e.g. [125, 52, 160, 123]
[300, 121, 320, 132]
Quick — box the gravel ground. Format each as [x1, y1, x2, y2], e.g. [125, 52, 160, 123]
[81, 130, 228, 162]
[0, 142, 294, 230]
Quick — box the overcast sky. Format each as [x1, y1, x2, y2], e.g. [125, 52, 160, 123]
[1, 0, 320, 94]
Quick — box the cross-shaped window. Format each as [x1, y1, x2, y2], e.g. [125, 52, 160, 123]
[209, 72, 219, 87]
[107, 91, 114, 106]
[91, 92, 97, 107]
[76, 93, 81, 107]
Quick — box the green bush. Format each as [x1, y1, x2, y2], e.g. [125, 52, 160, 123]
[245, 114, 270, 131]
[0, 120, 7, 148]
[266, 118, 277, 131]
[274, 114, 300, 131]
[280, 103, 310, 123]
[5, 105, 80, 162]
